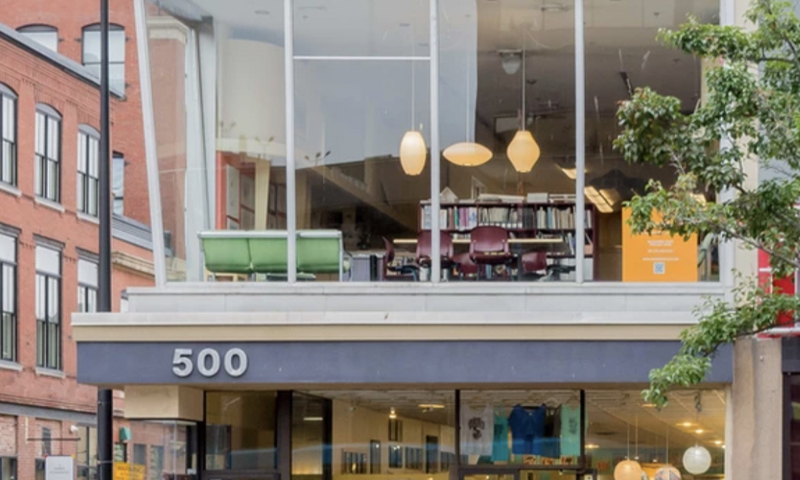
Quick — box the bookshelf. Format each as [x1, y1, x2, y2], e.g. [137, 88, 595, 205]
[419, 201, 598, 280]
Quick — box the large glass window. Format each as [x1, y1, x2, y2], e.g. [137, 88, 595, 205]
[790, 375, 800, 479]
[34, 105, 61, 203]
[0, 229, 17, 362]
[83, 24, 126, 92]
[206, 391, 277, 470]
[77, 257, 98, 313]
[583, 0, 719, 282]
[0, 457, 16, 480]
[143, 0, 723, 285]
[113, 153, 125, 216]
[18, 25, 58, 52]
[78, 127, 100, 217]
[0, 83, 16, 186]
[293, 0, 431, 282]
[35, 243, 61, 370]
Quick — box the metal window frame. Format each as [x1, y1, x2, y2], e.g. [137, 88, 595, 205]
[35, 247, 62, 370]
[0, 84, 18, 186]
[77, 129, 100, 216]
[34, 106, 62, 203]
[135, 0, 735, 288]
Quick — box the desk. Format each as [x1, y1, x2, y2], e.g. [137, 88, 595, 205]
[393, 238, 562, 245]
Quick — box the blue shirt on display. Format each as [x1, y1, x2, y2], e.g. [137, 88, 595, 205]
[507, 404, 546, 455]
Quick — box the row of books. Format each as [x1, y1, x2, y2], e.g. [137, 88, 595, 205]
[421, 205, 593, 231]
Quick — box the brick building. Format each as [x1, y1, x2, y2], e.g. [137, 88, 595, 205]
[0, 22, 156, 480]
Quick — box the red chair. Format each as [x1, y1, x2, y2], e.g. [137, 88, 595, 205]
[469, 226, 514, 279]
[416, 231, 454, 269]
[452, 252, 478, 280]
[382, 237, 418, 281]
[520, 251, 549, 281]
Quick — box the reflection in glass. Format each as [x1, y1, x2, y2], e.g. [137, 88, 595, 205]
[206, 392, 277, 470]
[126, 420, 197, 480]
[584, 0, 719, 281]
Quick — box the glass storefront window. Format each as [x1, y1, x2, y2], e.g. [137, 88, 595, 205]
[206, 391, 278, 471]
[143, 0, 724, 285]
[583, 0, 720, 282]
[125, 421, 198, 480]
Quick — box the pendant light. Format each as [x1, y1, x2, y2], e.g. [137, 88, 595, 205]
[399, 25, 427, 175]
[614, 421, 643, 480]
[682, 393, 711, 475]
[655, 425, 682, 480]
[506, 29, 540, 173]
[444, 40, 492, 167]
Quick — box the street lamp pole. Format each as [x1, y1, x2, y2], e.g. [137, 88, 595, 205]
[97, 0, 114, 478]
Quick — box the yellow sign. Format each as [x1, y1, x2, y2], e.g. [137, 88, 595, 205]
[113, 462, 145, 480]
[622, 207, 697, 282]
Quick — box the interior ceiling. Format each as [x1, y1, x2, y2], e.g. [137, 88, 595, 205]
[153, 0, 718, 200]
[304, 389, 726, 452]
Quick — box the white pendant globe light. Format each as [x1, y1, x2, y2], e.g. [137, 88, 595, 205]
[654, 465, 681, 480]
[399, 131, 427, 175]
[444, 43, 492, 167]
[682, 445, 711, 475]
[614, 460, 643, 480]
[398, 24, 427, 176]
[506, 29, 541, 173]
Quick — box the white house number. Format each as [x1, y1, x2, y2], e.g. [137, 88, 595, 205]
[172, 348, 248, 378]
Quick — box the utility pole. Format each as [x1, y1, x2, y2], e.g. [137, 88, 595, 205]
[97, 0, 113, 478]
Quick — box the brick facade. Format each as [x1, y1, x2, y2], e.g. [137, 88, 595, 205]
[0, 22, 155, 480]
[0, 0, 150, 225]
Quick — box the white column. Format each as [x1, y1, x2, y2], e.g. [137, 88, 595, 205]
[430, 0, 441, 283]
[574, 0, 586, 283]
[285, 0, 297, 283]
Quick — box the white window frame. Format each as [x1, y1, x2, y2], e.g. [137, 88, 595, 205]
[35, 241, 61, 371]
[34, 105, 61, 203]
[17, 25, 58, 52]
[0, 83, 17, 186]
[82, 24, 126, 92]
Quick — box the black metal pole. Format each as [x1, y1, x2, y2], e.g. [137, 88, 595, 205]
[97, 0, 113, 478]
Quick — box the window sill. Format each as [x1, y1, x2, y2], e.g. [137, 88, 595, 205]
[0, 360, 22, 371]
[0, 182, 21, 198]
[34, 196, 65, 213]
[35, 367, 65, 378]
[77, 212, 100, 224]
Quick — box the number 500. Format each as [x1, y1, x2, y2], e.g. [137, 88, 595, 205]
[172, 348, 248, 378]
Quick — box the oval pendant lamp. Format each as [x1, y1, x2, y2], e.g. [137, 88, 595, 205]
[399, 28, 426, 176]
[399, 130, 427, 175]
[682, 445, 711, 475]
[507, 36, 541, 173]
[444, 46, 492, 167]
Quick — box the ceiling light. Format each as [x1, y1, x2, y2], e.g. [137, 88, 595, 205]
[444, 142, 493, 167]
[584, 186, 613, 213]
[642, 403, 656, 408]
[399, 131, 427, 175]
[507, 130, 540, 173]
[679, 422, 693, 427]
[499, 51, 522, 75]
[418, 403, 446, 409]
[695, 429, 704, 434]
[389, 407, 397, 420]
[714, 440, 723, 445]
[586, 444, 600, 449]
[303, 416, 323, 422]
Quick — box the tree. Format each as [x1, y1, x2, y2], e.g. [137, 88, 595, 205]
[613, 0, 800, 407]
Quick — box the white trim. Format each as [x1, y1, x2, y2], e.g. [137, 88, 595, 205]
[0, 182, 21, 198]
[294, 56, 431, 61]
[134, 0, 167, 287]
[77, 212, 100, 224]
[34, 196, 65, 213]
[285, 0, 297, 284]
[0, 360, 22, 372]
[35, 367, 65, 379]
[429, 0, 441, 283]
[574, 0, 586, 284]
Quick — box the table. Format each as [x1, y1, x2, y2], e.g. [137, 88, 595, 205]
[392, 238, 562, 245]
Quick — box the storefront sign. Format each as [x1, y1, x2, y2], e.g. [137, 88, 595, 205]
[113, 462, 145, 480]
[45, 456, 73, 480]
[172, 347, 248, 378]
[621, 207, 697, 282]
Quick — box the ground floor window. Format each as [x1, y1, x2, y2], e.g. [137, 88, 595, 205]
[789, 375, 800, 479]
[0, 457, 16, 480]
[202, 389, 726, 479]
